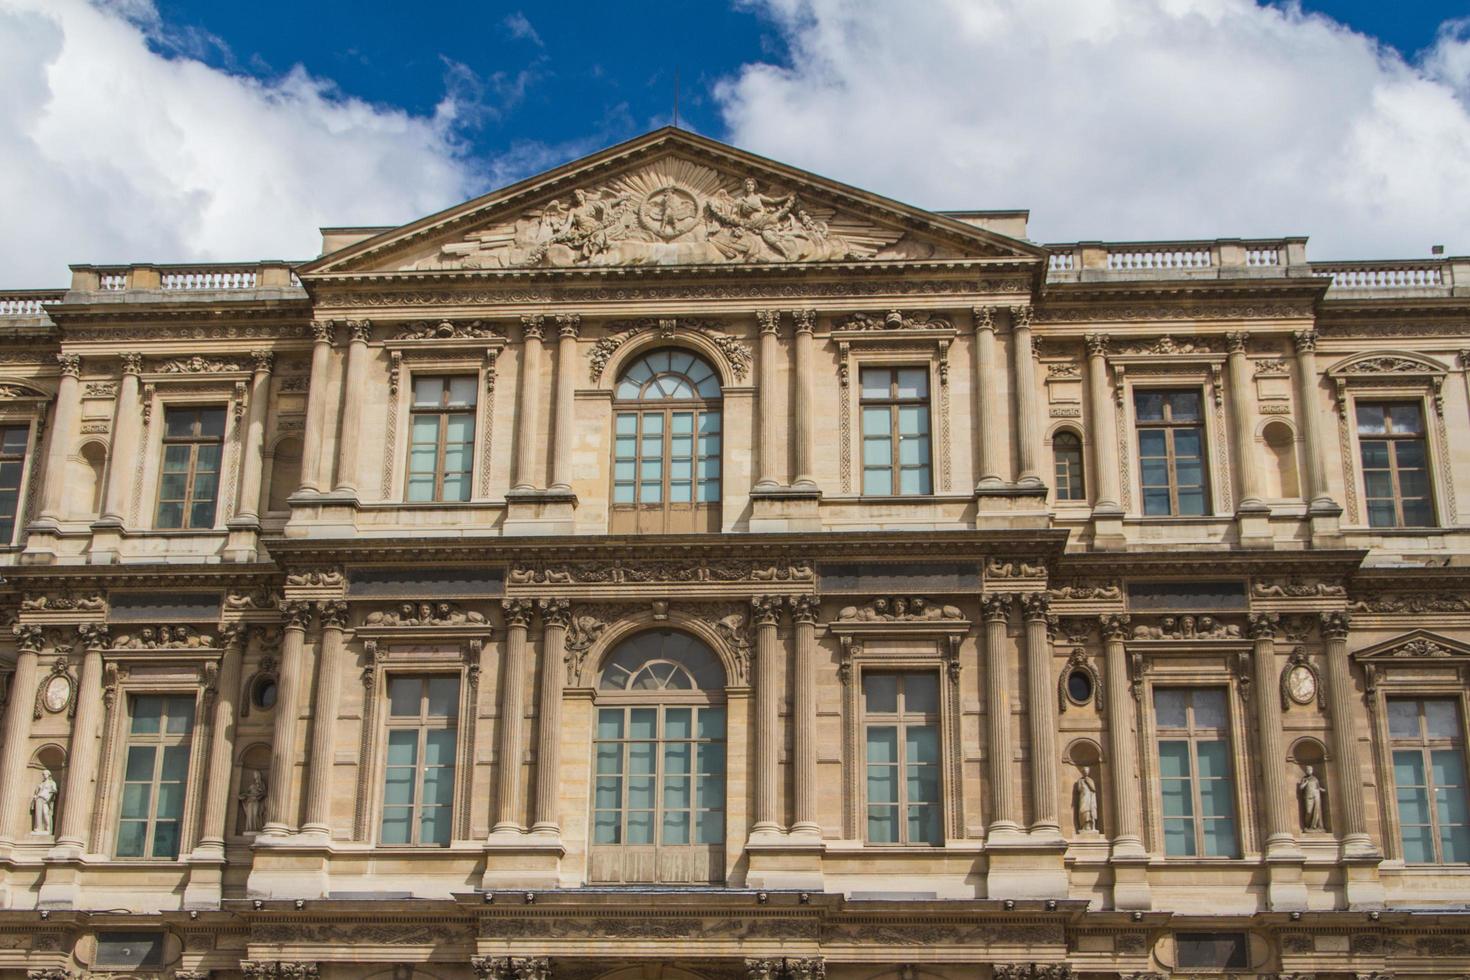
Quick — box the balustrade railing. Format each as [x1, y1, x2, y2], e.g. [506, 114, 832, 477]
[0, 291, 64, 316]
[1105, 247, 1212, 271]
[161, 268, 259, 290]
[1314, 263, 1445, 289]
[1047, 251, 1075, 272]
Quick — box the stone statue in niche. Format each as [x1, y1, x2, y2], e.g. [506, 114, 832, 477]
[1073, 766, 1099, 834]
[1298, 765, 1325, 832]
[30, 769, 58, 834]
[238, 769, 267, 834]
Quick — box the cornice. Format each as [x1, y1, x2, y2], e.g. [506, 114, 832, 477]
[1, 561, 281, 590]
[1036, 277, 1327, 323]
[1059, 549, 1368, 579]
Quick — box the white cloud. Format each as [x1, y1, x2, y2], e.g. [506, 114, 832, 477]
[717, 0, 1470, 259]
[0, 0, 488, 288]
[503, 11, 544, 48]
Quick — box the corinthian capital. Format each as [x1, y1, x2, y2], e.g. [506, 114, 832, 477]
[750, 595, 784, 626]
[538, 597, 571, 629]
[1098, 613, 1131, 640]
[501, 598, 535, 629]
[520, 314, 546, 341]
[56, 353, 81, 378]
[980, 593, 1014, 624]
[756, 309, 782, 335]
[555, 313, 581, 339]
[1292, 329, 1319, 354]
[1084, 333, 1108, 358]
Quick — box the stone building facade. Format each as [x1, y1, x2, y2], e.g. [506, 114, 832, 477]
[0, 129, 1466, 977]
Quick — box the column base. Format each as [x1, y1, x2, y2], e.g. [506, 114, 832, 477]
[1090, 505, 1127, 550]
[503, 489, 577, 536]
[749, 485, 821, 532]
[479, 833, 567, 890]
[1264, 858, 1309, 911]
[1342, 856, 1386, 909]
[224, 517, 263, 562]
[36, 858, 84, 910]
[1109, 855, 1153, 911]
[974, 484, 1051, 529]
[245, 836, 330, 900]
[182, 850, 226, 910]
[985, 835, 1068, 900]
[1236, 505, 1273, 548]
[745, 831, 825, 890]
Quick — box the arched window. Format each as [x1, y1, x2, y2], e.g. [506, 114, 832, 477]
[592, 629, 726, 883]
[612, 350, 722, 533]
[1053, 430, 1085, 502]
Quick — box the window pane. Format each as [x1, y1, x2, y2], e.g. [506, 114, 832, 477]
[446, 376, 478, 407]
[904, 674, 939, 714]
[131, 697, 163, 735]
[896, 368, 928, 399]
[426, 677, 459, 717]
[1154, 689, 1188, 729]
[381, 807, 412, 845]
[151, 820, 180, 859]
[1425, 700, 1461, 739]
[866, 726, 899, 769]
[1135, 391, 1165, 420]
[412, 376, 445, 407]
[908, 804, 942, 845]
[1168, 391, 1201, 421]
[1193, 689, 1228, 729]
[1356, 403, 1387, 433]
[1388, 699, 1421, 739]
[424, 729, 457, 768]
[116, 820, 147, 857]
[1388, 403, 1423, 434]
[864, 674, 898, 713]
[388, 678, 421, 717]
[906, 725, 939, 768]
[420, 806, 451, 846]
[860, 369, 892, 400]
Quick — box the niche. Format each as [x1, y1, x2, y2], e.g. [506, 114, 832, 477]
[266, 437, 303, 513]
[27, 744, 67, 837]
[1291, 738, 1330, 834]
[1066, 739, 1104, 836]
[233, 743, 272, 837]
[1262, 421, 1300, 500]
[72, 442, 108, 519]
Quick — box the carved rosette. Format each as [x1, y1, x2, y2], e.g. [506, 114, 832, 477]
[1319, 610, 1351, 640]
[317, 600, 350, 631]
[502, 598, 535, 630]
[538, 597, 572, 630]
[750, 595, 784, 627]
[980, 593, 1013, 624]
[280, 600, 315, 632]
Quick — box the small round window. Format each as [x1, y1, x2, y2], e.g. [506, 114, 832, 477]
[1065, 669, 1094, 705]
[251, 676, 278, 711]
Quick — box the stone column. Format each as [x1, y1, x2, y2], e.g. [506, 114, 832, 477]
[38, 353, 82, 522]
[751, 595, 784, 835]
[298, 320, 335, 493]
[301, 600, 348, 836]
[549, 315, 580, 493]
[791, 310, 817, 489]
[973, 307, 1006, 488]
[511, 316, 546, 492]
[332, 320, 371, 496]
[1249, 614, 1298, 855]
[233, 351, 274, 522]
[53, 624, 106, 851]
[193, 624, 246, 856]
[532, 598, 569, 835]
[789, 594, 820, 836]
[982, 594, 1020, 835]
[494, 599, 533, 834]
[755, 310, 782, 489]
[1292, 330, 1337, 514]
[1225, 332, 1265, 509]
[1321, 611, 1372, 855]
[0, 626, 44, 843]
[1100, 614, 1145, 855]
[1021, 593, 1061, 838]
[1010, 306, 1044, 486]
[262, 600, 313, 836]
[99, 353, 143, 523]
[1084, 335, 1123, 511]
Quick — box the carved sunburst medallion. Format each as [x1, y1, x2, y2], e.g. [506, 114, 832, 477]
[638, 186, 699, 240]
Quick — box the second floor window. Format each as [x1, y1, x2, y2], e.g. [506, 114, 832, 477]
[407, 376, 476, 502]
[117, 694, 195, 859]
[860, 367, 931, 496]
[1136, 390, 1208, 516]
[1155, 687, 1238, 857]
[863, 671, 942, 845]
[382, 675, 459, 846]
[0, 424, 28, 543]
[1053, 430, 1085, 501]
[1389, 697, 1469, 863]
[156, 407, 225, 529]
[1357, 402, 1433, 527]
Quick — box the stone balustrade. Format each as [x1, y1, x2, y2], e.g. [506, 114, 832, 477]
[0, 290, 64, 316]
[1313, 261, 1447, 290]
[69, 261, 303, 295]
[1106, 246, 1212, 270]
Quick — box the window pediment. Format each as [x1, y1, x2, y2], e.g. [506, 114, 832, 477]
[1353, 629, 1470, 663]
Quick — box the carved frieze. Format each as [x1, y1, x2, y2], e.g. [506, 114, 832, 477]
[1129, 615, 1242, 640]
[111, 625, 216, 649]
[153, 356, 248, 374]
[21, 592, 105, 612]
[835, 310, 954, 332]
[393, 319, 502, 341]
[510, 559, 813, 586]
[1351, 591, 1470, 613]
[589, 317, 751, 382]
[362, 601, 487, 627]
[836, 597, 963, 622]
[1253, 579, 1346, 598]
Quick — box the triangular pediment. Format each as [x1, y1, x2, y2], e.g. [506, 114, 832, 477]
[301, 129, 1043, 276]
[1353, 630, 1470, 662]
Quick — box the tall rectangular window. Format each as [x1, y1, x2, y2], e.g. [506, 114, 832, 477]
[860, 367, 932, 496]
[1389, 697, 1470, 863]
[0, 424, 28, 543]
[116, 694, 195, 859]
[406, 376, 476, 502]
[593, 705, 726, 847]
[156, 407, 225, 529]
[381, 675, 459, 846]
[1357, 402, 1433, 527]
[1154, 687, 1238, 857]
[1135, 389, 1208, 516]
[1053, 430, 1085, 502]
[863, 671, 942, 845]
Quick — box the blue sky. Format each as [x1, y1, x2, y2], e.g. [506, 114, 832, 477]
[2, 0, 1469, 285]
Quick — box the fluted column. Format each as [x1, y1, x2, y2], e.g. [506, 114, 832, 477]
[549, 315, 580, 492]
[532, 598, 569, 835]
[791, 310, 817, 488]
[1249, 614, 1298, 855]
[233, 351, 274, 522]
[193, 624, 246, 855]
[973, 307, 1006, 488]
[1010, 306, 1044, 486]
[332, 320, 371, 495]
[298, 320, 334, 493]
[1226, 332, 1266, 509]
[1292, 330, 1337, 514]
[982, 594, 1020, 835]
[38, 353, 82, 522]
[1084, 334, 1122, 512]
[512, 316, 546, 492]
[751, 595, 783, 834]
[1022, 594, 1061, 838]
[494, 599, 533, 833]
[301, 600, 348, 836]
[755, 310, 782, 489]
[99, 353, 142, 523]
[0, 626, 44, 843]
[53, 625, 106, 850]
[789, 595, 820, 836]
[262, 600, 313, 836]
[1100, 614, 1145, 855]
[1321, 612, 1373, 855]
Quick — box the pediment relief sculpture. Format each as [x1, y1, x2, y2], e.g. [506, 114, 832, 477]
[1130, 615, 1242, 640]
[1252, 579, 1347, 598]
[589, 317, 752, 382]
[1351, 591, 1470, 613]
[363, 601, 487, 627]
[1354, 631, 1470, 662]
[412, 158, 960, 271]
[392, 319, 502, 342]
[837, 596, 964, 622]
[21, 591, 106, 612]
[835, 310, 955, 332]
[112, 625, 216, 649]
[509, 559, 813, 586]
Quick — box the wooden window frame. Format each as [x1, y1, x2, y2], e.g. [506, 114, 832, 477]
[1386, 695, 1470, 865]
[154, 405, 226, 530]
[860, 669, 943, 845]
[1150, 684, 1242, 859]
[114, 693, 197, 861]
[858, 366, 933, 497]
[405, 375, 477, 503]
[1355, 400, 1435, 529]
[1051, 428, 1086, 503]
[379, 674, 460, 847]
[1135, 388, 1211, 517]
[0, 421, 32, 544]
